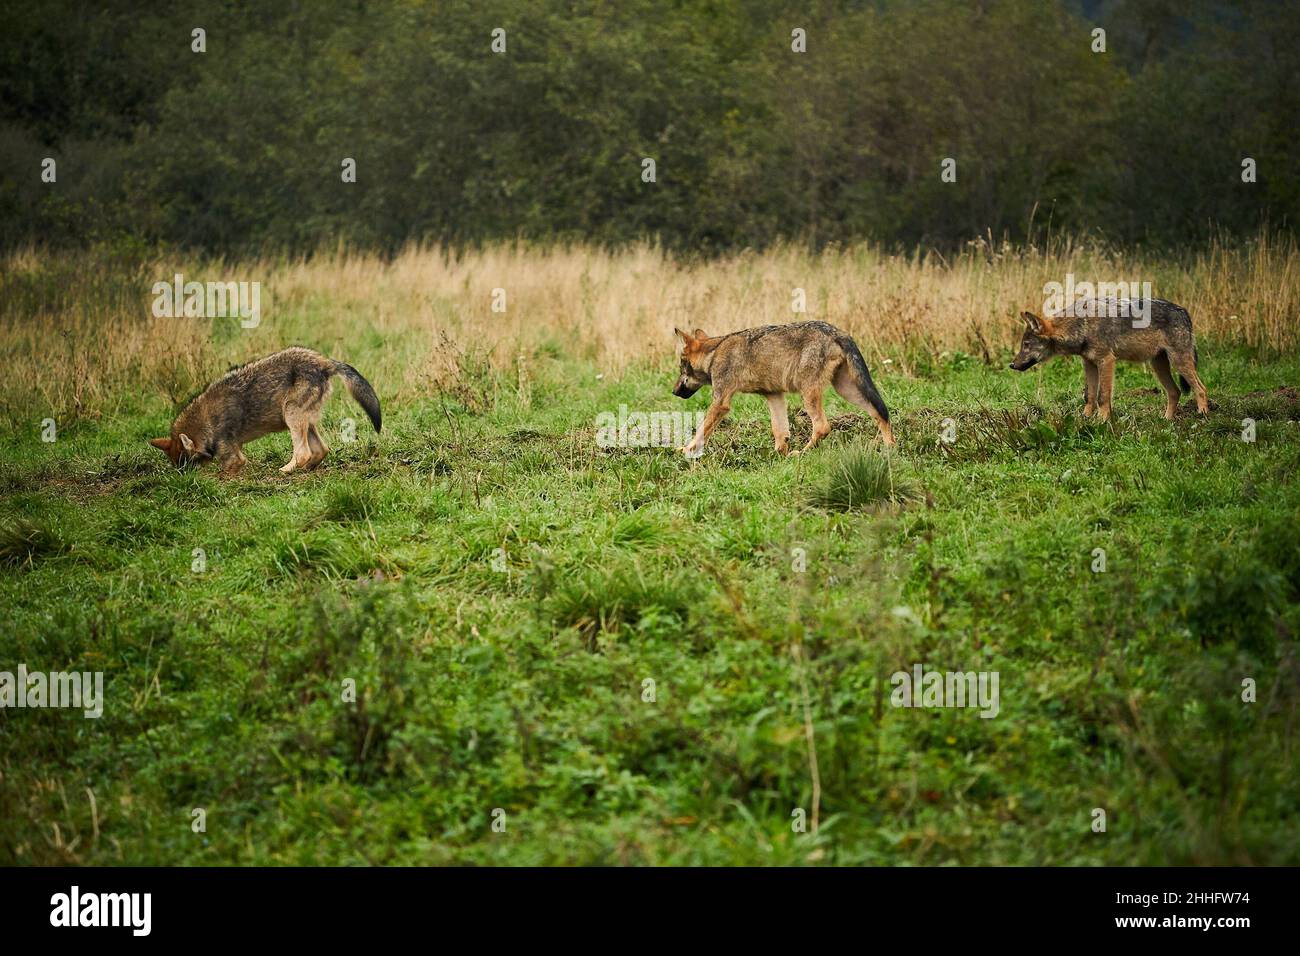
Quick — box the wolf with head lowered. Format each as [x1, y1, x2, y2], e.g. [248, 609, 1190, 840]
[671, 321, 895, 456]
[149, 347, 381, 476]
[1010, 298, 1208, 421]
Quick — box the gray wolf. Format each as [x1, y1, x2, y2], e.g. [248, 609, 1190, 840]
[149, 346, 381, 475]
[1010, 298, 1208, 421]
[672, 321, 895, 455]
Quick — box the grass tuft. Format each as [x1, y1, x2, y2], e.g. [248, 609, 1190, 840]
[0, 517, 69, 568]
[806, 447, 919, 511]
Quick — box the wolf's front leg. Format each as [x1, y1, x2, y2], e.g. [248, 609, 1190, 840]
[217, 442, 247, 478]
[1082, 359, 1099, 417]
[1095, 355, 1117, 421]
[682, 393, 732, 457]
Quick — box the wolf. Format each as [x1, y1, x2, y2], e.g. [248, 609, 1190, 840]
[672, 321, 895, 456]
[1010, 298, 1208, 421]
[148, 347, 381, 475]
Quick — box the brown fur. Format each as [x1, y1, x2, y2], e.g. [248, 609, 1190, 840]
[1011, 298, 1208, 421]
[672, 321, 895, 456]
[149, 347, 381, 476]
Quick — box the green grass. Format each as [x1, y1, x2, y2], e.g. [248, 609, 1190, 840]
[2, 346, 1299, 865]
[806, 447, 920, 511]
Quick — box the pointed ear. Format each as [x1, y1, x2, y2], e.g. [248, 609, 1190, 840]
[692, 328, 709, 341]
[149, 437, 172, 452]
[1020, 311, 1042, 333]
[178, 433, 196, 453]
[674, 327, 692, 345]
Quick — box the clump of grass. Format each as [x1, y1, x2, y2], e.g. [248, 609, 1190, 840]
[609, 511, 669, 549]
[548, 563, 697, 647]
[103, 507, 181, 546]
[0, 517, 69, 568]
[316, 482, 382, 524]
[806, 448, 919, 511]
[268, 530, 378, 579]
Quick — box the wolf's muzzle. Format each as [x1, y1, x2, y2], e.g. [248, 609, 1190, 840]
[673, 382, 700, 399]
[1009, 358, 1038, 371]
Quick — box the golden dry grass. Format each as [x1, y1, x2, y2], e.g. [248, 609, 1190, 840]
[2, 233, 1296, 426]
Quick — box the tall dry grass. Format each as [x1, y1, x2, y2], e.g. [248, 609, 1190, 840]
[1, 233, 1296, 427]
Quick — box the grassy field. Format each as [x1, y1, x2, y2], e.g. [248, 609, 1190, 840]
[2, 241, 1299, 865]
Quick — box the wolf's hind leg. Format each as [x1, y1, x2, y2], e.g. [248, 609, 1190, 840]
[280, 406, 315, 474]
[798, 389, 832, 452]
[832, 364, 895, 446]
[1169, 351, 1208, 414]
[1151, 352, 1181, 420]
[765, 394, 791, 455]
[307, 423, 329, 468]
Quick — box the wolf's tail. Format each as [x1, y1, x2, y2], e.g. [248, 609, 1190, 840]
[332, 361, 382, 432]
[840, 336, 890, 423]
[1177, 348, 1199, 395]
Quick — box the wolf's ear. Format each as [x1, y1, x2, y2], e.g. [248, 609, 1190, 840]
[692, 328, 709, 340]
[1020, 311, 1042, 332]
[178, 433, 196, 453]
[674, 327, 693, 345]
[149, 437, 172, 452]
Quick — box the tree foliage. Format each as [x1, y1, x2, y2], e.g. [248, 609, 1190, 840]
[1, 0, 1295, 252]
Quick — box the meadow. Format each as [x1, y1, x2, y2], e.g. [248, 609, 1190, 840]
[1, 237, 1298, 865]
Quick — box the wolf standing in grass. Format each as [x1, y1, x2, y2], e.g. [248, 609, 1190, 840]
[672, 321, 895, 455]
[149, 347, 381, 476]
[1010, 298, 1209, 421]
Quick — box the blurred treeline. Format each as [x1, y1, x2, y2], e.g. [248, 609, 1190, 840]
[1, 0, 1296, 254]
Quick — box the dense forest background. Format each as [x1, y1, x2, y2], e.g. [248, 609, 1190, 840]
[1, 0, 1296, 254]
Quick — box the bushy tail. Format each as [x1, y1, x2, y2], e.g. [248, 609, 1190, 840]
[1177, 348, 1199, 394]
[332, 361, 382, 432]
[842, 338, 890, 422]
